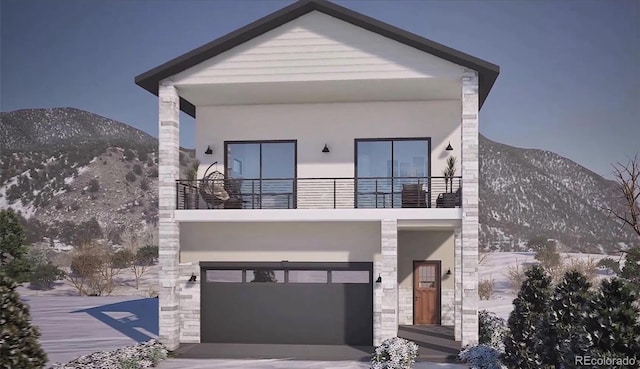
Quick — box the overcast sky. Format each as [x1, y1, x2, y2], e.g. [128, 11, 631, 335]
[1, 0, 638, 179]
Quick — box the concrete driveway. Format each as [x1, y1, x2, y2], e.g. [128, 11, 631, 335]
[24, 296, 466, 369]
[157, 358, 467, 369]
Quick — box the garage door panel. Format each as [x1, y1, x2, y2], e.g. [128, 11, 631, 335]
[200, 263, 373, 345]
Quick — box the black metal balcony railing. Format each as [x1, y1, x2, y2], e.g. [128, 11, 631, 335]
[176, 176, 462, 210]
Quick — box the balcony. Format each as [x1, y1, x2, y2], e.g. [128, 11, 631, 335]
[176, 176, 462, 210]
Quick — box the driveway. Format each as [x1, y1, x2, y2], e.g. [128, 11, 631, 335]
[157, 359, 467, 369]
[24, 296, 466, 369]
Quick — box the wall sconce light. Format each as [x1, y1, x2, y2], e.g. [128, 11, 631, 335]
[445, 142, 453, 151]
[375, 274, 382, 283]
[204, 145, 213, 155]
[446, 268, 452, 275]
[322, 144, 330, 153]
[188, 273, 197, 282]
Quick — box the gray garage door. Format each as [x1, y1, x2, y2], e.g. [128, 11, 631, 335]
[200, 262, 373, 345]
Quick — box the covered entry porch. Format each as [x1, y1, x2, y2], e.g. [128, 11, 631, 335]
[379, 219, 477, 346]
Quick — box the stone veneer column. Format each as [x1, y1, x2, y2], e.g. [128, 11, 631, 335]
[376, 219, 398, 345]
[461, 69, 480, 346]
[373, 260, 383, 345]
[158, 81, 180, 350]
[454, 227, 462, 341]
[178, 263, 200, 343]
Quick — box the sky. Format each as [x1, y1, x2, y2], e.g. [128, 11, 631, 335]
[1, 0, 638, 179]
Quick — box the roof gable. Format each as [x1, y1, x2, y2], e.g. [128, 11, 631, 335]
[171, 11, 465, 85]
[135, 0, 499, 118]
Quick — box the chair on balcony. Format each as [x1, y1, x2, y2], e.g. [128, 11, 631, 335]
[199, 170, 230, 209]
[401, 184, 428, 208]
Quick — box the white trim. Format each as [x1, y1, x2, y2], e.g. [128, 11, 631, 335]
[175, 208, 462, 223]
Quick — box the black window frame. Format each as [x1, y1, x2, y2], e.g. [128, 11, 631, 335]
[224, 139, 298, 209]
[354, 137, 432, 208]
[200, 262, 372, 284]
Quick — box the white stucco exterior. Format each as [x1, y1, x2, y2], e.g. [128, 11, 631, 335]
[195, 100, 460, 180]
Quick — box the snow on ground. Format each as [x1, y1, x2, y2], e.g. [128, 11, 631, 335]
[25, 296, 156, 366]
[17, 264, 160, 298]
[478, 252, 616, 320]
[0, 172, 38, 219]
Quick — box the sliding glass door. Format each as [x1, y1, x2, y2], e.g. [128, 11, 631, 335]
[355, 138, 430, 208]
[225, 140, 296, 209]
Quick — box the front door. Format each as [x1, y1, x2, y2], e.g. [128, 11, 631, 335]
[413, 261, 441, 325]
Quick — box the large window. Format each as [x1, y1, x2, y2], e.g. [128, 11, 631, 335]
[225, 140, 296, 209]
[355, 138, 430, 208]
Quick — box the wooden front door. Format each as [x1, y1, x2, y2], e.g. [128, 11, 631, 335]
[413, 261, 441, 325]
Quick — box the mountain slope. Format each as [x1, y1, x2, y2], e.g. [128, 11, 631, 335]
[479, 134, 637, 253]
[0, 108, 195, 244]
[0, 107, 156, 150]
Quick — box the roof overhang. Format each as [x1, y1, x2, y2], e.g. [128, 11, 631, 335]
[135, 0, 500, 118]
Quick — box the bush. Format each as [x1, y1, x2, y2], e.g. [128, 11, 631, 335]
[140, 179, 149, 191]
[76, 217, 103, 245]
[118, 357, 140, 369]
[148, 167, 158, 178]
[29, 263, 65, 290]
[137, 245, 158, 264]
[371, 337, 418, 369]
[138, 151, 148, 162]
[0, 271, 48, 368]
[534, 240, 561, 271]
[558, 256, 598, 284]
[133, 164, 143, 176]
[111, 249, 134, 269]
[479, 310, 507, 350]
[123, 148, 136, 161]
[478, 278, 494, 300]
[504, 263, 526, 294]
[49, 340, 167, 369]
[87, 178, 100, 193]
[125, 171, 136, 182]
[459, 344, 506, 369]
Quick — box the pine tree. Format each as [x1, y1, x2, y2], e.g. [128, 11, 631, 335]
[618, 248, 640, 293]
[502, 264, 553, 369]
[548, 270, 593, 369]
[587, 278, 640, 361]
[0, 270, 48, 368]
[0, 209, 33, 283]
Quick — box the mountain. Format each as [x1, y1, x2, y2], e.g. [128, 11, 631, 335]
[0, 108, 196, 245]
[0, 107, 155, 150]
[0, 107, 637, 253]
[479, 134, 637, 253]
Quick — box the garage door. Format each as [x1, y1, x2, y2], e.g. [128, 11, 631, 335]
[200, 262, 373, 345]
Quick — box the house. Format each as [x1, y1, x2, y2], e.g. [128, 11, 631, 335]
[135, 0, 499, 351]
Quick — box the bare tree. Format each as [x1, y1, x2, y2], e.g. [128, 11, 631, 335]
[66, 242, 127, 296]
[606, 154, 640, 258]
[609, 154, 640, 236]
[67, 242, 101, 296]
[599, 154, 640, 289]
[121, 228, 156, 289]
